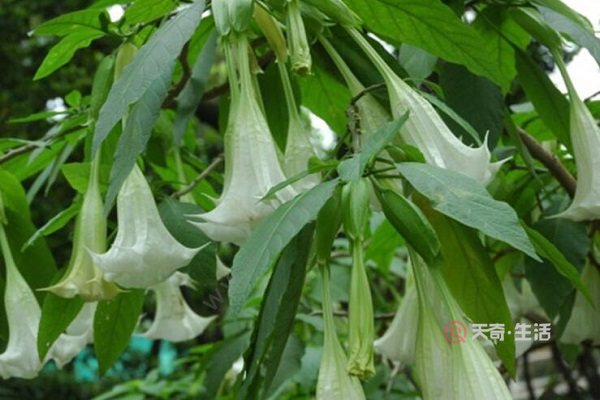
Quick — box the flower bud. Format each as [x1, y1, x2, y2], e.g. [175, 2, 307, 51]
[91, 164, 200, 288]
[341, 179, 371, 241]
[317, 266, 365, 399]
[278, 62, 320, 191]
[285, 0, 312, 75]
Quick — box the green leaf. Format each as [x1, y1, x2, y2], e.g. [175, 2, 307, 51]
[90, 55, 115, 122]
[173, 31, 218, 145]
[515, 50, 571, 148]
[94, 290, 145, 375]
[240, 225, 313, 399]
[536, 5, 600, 67]
[201, 332, 251, 400]
[105, 62, 174, 211]
[439, 63, 504, 148]
[33, 9, 105, 36]
[397, 162, 539, 260]
[339, 113, 409, 182]
[125, 0, 177, 25]
[345, 0, 512, 90]
[0, 170, 58, 341]
[228, 179, 339, 318]
[9, 111, 68, 124]
[365, 219, 404, 272]
[420, 91, 482, 146]
[375, 187, 440, 264]
[0, 170, 57, 291]
[34, 28, 105, 80]
[92, 0, 206, 153]
[425, 209, 516, 375]
[22, 200, 81, 251]
[299, 60, 351, 135]
[525, 224, 591, 313]
[158, 198, 216, 292]
[37, 294, 84, 360]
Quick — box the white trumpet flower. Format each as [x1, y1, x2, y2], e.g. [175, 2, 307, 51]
[50, 303, 96, 368]
[555, 59, 600, 221]
[374, 278, 418, 365]
[0, 220, 95, 379]
[141, 272, 215, 342]
[561, 264, 600, 345]
[317, 267, 365, 400]
[92, 164, 200, 288]
[189, 37, 296, 245]
[45, 156, 119, 301]
[0, 228, 44, 379]
[348, 29, 503, 185]
[411, 252, 511, 400]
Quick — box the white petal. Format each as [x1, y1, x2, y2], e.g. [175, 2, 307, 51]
[374, 283, 418, 365]
[93, 165, 201, 288]
[140, 272, 216, 342]
[555, 94, 600, 221]
[561, 264, 600, 345]
[49, 303, 96, 368]
[0, 233, 43, 379]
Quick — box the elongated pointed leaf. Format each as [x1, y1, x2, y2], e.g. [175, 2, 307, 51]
[94, 290, 145, 375]
[398, 162, 539, 260]
[92, 0, 205, 153]
[105, 62, 174, 211]
[228, 179, 339, 318]
[37, 294, 84, 360]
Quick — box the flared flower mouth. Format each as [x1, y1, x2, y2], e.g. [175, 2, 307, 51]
[188, 35, 296, 245]
[92, 164, 201, 288]
[347, 28, 505, 186]
[140, 272, 215, 342]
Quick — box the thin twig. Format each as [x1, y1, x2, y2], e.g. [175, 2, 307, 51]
[552, 341, 581, 399]
[518, 128, 577, 198]
[310, 309, 396, 320]
[349, 83, 386, 108]
[0, 125, 80, 165]
[174, 155, 223, 197]
[522, 353, 536, 400]
[163, 43, 192, 108]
